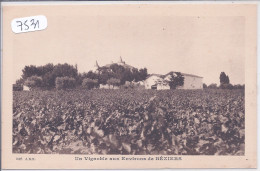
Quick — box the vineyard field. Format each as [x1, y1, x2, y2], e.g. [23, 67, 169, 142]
[13, 89, 245, 155]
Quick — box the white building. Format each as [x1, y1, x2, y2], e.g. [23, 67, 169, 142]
[100, 84, 119, 89]
[23, 85, 30, 91]
[144, 72, 203, 90]
[144, 74, 170, 90]
[92, 58, 203, 90]
[177, 73, 203, 89]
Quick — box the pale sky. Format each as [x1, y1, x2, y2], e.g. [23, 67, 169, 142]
[6, 5, 245, 85]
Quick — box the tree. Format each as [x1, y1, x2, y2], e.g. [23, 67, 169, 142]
[132, 68, 140, 82]
[110, 64, 125, 76]
[95, 64, 148, 85]
[98, 66, 113, 85]
[133, 68, 148, 82]
[42, 72, 56, 88]
[13, 78, 24, 91]
[24, 76, 43, 89]
[122, 69, 134, 84]
[219, 72, 233, 89]
[14, 78, 24, 86]
[86, 71, 99, 80]
[38, 63, 54, 76]
[107, 78, 120, 88]
[13, 84, 23, 91]
[21, 63, 78, 89]
[233, 84, 245, 89]
[138, 68, 148, 81]
[52, 63, 78, 78]
[219, 83, 233, 89]
[77, 71, 99, 87]
[109, 64, 134, 84]
[55, 77, 76, 90]
[82, 78, 98, 90]
[166, 72, 184, 89]
[99, 71, 113, 85]
[22, 65, 41, 79]
[220, 72, 230, 85]
[203, 83, 207, 89]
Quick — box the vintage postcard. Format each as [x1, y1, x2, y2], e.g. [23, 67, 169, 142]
[1, 2, 257, 169]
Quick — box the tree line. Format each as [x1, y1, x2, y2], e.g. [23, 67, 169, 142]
[203, 72, 245, 90]
[14, 64, 240, 91]
[13, 63, 149, 90]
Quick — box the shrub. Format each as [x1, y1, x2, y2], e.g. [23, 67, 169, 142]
[55, 77, 76, 90]
[220, 83, 233, 90]
[24, 76, 43, 89]
[82, 78, 98, 90]
[13, 84, 23, 91]
[123, 81, 134, 89]
[208, 83, 218, 89]
[21, 63, 78, 89]
[107, 78, 120, 87]
[233, 84, 245, 89]
[203, 83, 207, 89]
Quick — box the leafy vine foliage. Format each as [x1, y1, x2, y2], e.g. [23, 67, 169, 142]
[13, 89, 244, 155]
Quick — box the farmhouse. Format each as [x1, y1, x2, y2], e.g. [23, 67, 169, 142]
[144, 74, 170, 90]
[144, 72, 203, 90]
[93, 57, 203, 90]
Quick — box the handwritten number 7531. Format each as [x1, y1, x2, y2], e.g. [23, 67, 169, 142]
[16, 19, 40, 31]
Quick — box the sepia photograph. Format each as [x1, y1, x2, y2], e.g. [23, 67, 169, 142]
[2, 2, 257, 169]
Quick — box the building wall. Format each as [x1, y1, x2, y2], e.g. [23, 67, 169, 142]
[144, 75, 170, 90]
[178, 76, 203, 89]
[23, 85, 30, 91]
[144, 75, 163, 89]
[157, 84, 170, 90]
[100, 84, 119, 89]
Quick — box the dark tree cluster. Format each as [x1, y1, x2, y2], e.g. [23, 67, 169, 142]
[219, 72, 234, 89]
[98, 64, 148, 85]
[82, 78, 99, 90]
[14, 63, 148, 90]
[220, 72, 230, 85]
[78, 64, 148, 89]
[14, 63, 78, 90]
[55, 77, 76, 90]
[202, 72, 244, 90]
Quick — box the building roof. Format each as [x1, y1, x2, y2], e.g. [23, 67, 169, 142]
[94, 58, 203, 79]
[146, 74, 164, 79]
[104, 63, 135, 70]
[96, 57, 136, 70]
[164, 71, 203, 78]
[146, 72, 203, 79]
[180, 73, 203, 78]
